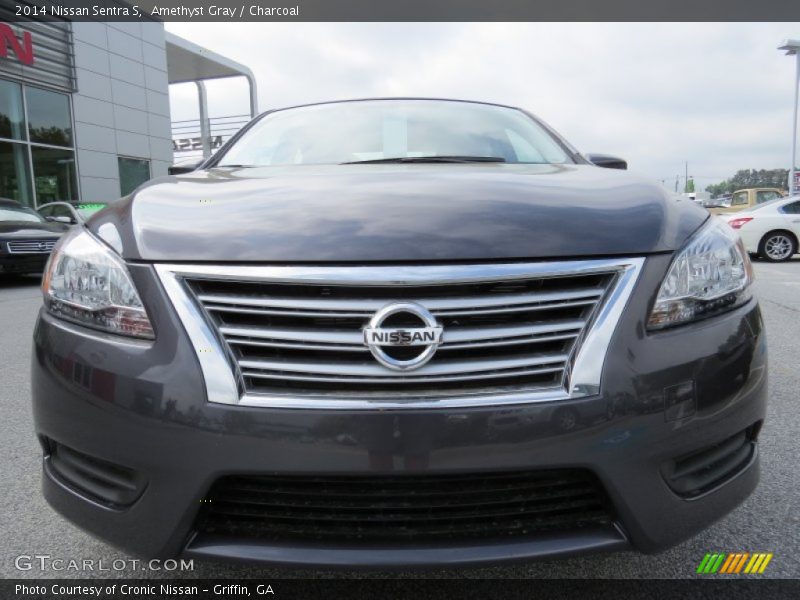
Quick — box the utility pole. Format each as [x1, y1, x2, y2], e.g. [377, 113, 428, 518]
[778, 40, 800, 195]
[794, 51, 799, 194]
[684, 161, 689, 193]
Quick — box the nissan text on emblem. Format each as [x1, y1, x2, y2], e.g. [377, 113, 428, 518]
[363, 302, 444, 370]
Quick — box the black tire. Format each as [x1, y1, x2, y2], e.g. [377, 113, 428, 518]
[758, 231, 797, 262]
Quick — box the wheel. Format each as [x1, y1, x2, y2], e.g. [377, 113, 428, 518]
[758, 231, 797, 262]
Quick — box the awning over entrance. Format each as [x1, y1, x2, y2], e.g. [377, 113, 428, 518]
[165, 32, 258, 158]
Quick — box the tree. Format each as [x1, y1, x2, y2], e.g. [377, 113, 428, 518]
[705, 169, 789, 198]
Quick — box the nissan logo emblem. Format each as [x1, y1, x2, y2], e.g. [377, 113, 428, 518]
[363, 302, 443, 371]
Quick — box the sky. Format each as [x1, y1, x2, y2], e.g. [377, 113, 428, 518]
[165, 22, 800, 190]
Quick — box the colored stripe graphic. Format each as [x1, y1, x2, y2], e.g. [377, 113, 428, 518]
[703, 553, 721, 574]
[748, 554, 765, 573]
[711, 552, 725, 573]
[758, 554, 773, 573]
[719, 552, 742, 574]
[702, 554, 718, 573]
[697, 552, 772, 575]
[734, 553, 750, 573]
[697, 554, 712, 574]
[745, 554, 760, 573]
[720, 554, 736, 574]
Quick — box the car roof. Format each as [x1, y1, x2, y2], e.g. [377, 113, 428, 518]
[744, 195, 799, 213]
[771, 195, 800, 207]
[0, 198, 24, 208]
[259, 97, 525, 118]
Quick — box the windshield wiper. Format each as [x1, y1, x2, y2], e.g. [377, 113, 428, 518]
[341, 156, 506, 164]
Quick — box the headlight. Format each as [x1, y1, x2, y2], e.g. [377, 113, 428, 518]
[42, 227, 154, 339]
[648, 218, 753, 330]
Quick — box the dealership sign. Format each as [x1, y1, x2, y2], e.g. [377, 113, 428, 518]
[0, 23, 34, 65]
[173, 136, 224, 152]
[0, 21, 73, 91]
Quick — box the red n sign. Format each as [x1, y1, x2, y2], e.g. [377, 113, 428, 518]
[0, 23, 34, 66]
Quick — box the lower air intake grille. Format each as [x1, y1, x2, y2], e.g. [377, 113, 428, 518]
[662, 423, 760, 498]
[195, 469, 615, 544]
[45, 440, 146, 508]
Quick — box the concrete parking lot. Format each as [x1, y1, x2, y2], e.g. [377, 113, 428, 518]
[2, 261, 799, 579]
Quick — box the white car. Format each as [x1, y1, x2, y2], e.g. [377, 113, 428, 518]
[724, 196, 800, 262]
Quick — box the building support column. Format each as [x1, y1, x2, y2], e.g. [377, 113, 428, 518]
[196, 81, 211, 159]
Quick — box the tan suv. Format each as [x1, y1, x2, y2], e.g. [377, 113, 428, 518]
[706, 188, 785, 215]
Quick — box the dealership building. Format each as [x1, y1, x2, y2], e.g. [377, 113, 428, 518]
[0, 16, 256, 208]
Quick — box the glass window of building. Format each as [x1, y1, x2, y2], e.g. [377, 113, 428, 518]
[31, 146, 78, 203]
[118, 157, 151, 196]
[0, 141, 34, 205]
[25, 86, 73, 147]
[0, 77, 77, 207]
[0, 79, 26, 141]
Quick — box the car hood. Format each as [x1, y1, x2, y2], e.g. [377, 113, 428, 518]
[0, 221, 65, 237]
[89, 164, 708, 262]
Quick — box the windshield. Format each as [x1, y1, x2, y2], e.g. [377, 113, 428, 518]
[0, 206, 45, 223]
[216, 100, 574, 167]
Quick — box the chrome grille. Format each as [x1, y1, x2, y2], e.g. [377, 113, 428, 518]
[164, 261, 641, 407]
[7, 239, 57, 254]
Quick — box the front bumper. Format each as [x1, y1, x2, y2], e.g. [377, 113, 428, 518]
[31, 256, 768, 567]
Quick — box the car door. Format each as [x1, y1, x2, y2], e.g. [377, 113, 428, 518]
[779, 200, 800, 240]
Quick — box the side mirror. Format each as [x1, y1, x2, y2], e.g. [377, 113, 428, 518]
[168, 159, 204, 175]
[47, 215, 73, 224]
[587, 153, 628, 170]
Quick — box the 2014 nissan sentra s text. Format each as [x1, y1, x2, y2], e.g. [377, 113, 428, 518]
[32, 99, 767, 568]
